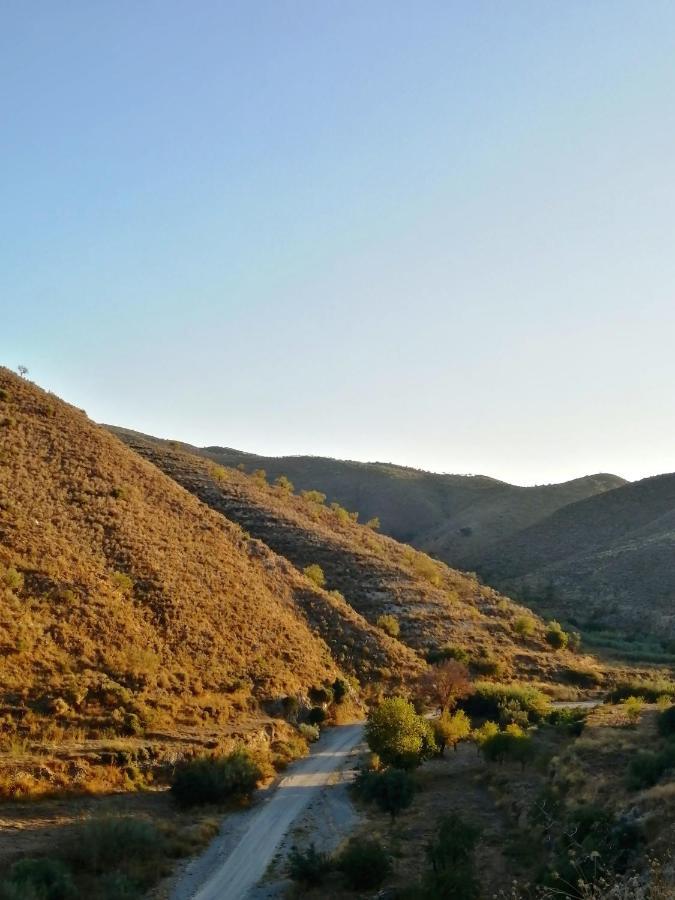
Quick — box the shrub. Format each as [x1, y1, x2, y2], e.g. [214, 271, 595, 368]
[545, 620, 569, 650]
[626, 743, 675, 790]
[419, 660, 471, 713]
[274, 475, 294, 492]
[309, 685, 333, 705]
[480, 724, 533, 767]
[657, 704, 675, 736]
[560, 665, 603, 688]
[330, 502, 351, 524]
[365, 517, 380, 530]
[0, 858, 77, 900]
[462, 682, 549, 722]
[610, 679, 675, 703]
[622, 695, 643, 725]
[301, 490, 326, 504]
[332, 678, 348, 704]
[303, 564, 326, 588]
[299, 723, 320, 742]
[336, 838, 391, 890]
[171, 749, 261, 807]
[471, 652, 504, 679]
[425, 644, 470, 665]
[2, 566, 23, 592]
[252, 468, 267, 483]
[354, 767, 415, 819]
[62, 816, 166, 878]
[307, 706, 326, 726]
[376, 614, 400, 638]
[424, 815, 481, 900]
[366, 697, 436, 769]
[282, 695, 300, 721]
[513, 615, 536, 637]
[547, 707, 587, 736]
[111, 571, 134, 594]
[432, 710, 471, 754]
[288, 844, 331, 886]
[498, 699, 529, 728]
[472, 720, 499, 749]
[110, 486, 129, 500]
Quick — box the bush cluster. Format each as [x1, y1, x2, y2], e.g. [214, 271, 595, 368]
[462, 682, 549, 723]
[353, 767, 415, 819]
[171, 749, 261, 807]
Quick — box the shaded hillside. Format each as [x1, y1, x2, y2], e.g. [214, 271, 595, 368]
[0, 368, 418, 767]
[156, 443, 624, 565]
[475, 474, 675, 637]
[110, 427, 593, 683]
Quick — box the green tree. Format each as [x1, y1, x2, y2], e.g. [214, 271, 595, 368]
[366, 698, 436, 769]
[424, 815, 481, 900]
[369, 767, 415, 819]
[545, 620, 569, 650]
[432, 709, 471, 754]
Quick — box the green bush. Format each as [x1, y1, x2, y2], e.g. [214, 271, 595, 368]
[288, 844, 331, 886]
[298, 723, 320, 742]
[462, 682, 549, 722]
[2, 566, 24, 592]
[545, 620, 569, 650]
[337, 838, 391, 889]
[376, 614, 400, 638]
[301, 490, 326, 504]
[0, 858, 77, 900]
[513, 615, 536, 637]
[274, 475, 294, 492]
[332, 678, 348, 703]
[353, 767, 415, 819]
[471, 653, 504, 678]
[366, 698, 436, 769]
[480, 724, 533, 767]
[303, 564, 326, 588]
[546, 707, 587, 736]
[171, 749, 261, 807]
[432, 710, 471, 753]
[657, 705, 675, 736]
[425, 644, 469, 665]
[61, 817, 166, 877]
[609, 679, 675, 703]
[309, 685, 333, 705]
[626, 742, 675, 790]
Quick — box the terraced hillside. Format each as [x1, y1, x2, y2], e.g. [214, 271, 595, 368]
[110, 427, 592, 684]
[0, 368, 418, 796]
[147, 443, 624, 566]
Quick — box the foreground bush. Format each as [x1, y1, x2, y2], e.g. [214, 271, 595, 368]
[171, 749, 261, 807]
[366, 698, 436, 769]
[336, 838, 391, 889]
[0, 858, 77, 900]
[287, 844, 331, 887]
[61, 816, 166, 877]
[422, 815, 481, 900]
[626, 742, 675, 790]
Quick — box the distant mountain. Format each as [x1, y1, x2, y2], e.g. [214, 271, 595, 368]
[148, 443, 625, 566]
[474, 474, 675, 637]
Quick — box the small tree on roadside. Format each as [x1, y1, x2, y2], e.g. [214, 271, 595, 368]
[419, 659, 471, 713]
[433, 709, 471, 754]
[366, 697, 436, 769]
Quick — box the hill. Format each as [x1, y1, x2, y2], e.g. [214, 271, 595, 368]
[144, 442, 624, 565]
[0, 368, 419, 796]
[472, 473, 675, 638]
[109, 426, 596, 686]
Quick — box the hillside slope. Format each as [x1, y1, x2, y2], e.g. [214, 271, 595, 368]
[155, 443, 624, 565]
[109, 427, 591, 684]
[0, 369, 419, 762]
[475, 474, 675, 636]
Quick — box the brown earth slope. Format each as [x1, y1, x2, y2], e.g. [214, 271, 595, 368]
[0, 368, 418, 772]
[109, 427, 590, 684]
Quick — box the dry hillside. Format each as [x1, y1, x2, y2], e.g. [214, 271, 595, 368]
[0, 368, 419, 796]
[109, 427, 594, 685]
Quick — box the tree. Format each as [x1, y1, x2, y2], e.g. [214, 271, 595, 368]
[545, 620, 569, 650]
[376, 613, 400, 638]
[419, 659, 471, 713]
[432, 709, 471, 754]
[17, 365, 28, 378]
[303, 564, 326, 588]
[369, 768, 415, 819]
[366, 697, 436, 769]
[424, 815, 481, 900]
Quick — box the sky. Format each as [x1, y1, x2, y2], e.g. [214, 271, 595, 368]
[2, 1, 675, 485]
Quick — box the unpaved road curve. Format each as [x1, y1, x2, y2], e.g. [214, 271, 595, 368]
[173, 723, 364, 900]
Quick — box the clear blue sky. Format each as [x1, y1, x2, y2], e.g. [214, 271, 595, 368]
[3, 2, 675, 485]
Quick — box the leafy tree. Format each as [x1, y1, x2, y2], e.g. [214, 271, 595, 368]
[366, 697, 436, 769]
[432, 709, 471, 754]
[376, 613, 400, 638]
[303, 564, 326, 588]
[472, 720, 499, 752]
[419, 660, 471, 713]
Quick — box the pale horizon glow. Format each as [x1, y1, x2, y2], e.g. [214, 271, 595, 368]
[3, 2, 675, 487]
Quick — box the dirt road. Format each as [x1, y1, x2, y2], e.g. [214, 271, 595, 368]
[171, 723, 364, 900]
